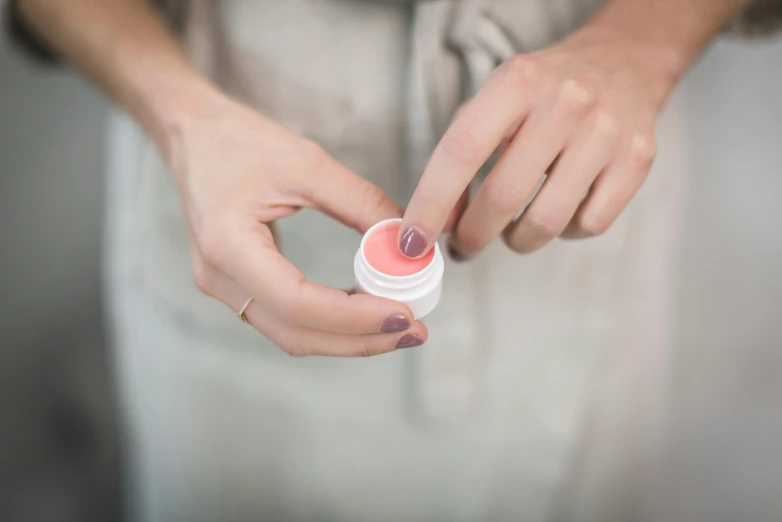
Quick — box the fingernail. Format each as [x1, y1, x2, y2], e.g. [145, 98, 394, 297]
[399, 227, 427, 258]
[396, 334, 424, 349]
[447, 244, 469, 263]
[381, 314, 410, 333]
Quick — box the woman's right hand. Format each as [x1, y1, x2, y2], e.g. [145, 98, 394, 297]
[165, 91, 427, 356]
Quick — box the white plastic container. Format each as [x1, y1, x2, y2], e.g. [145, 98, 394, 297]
[354, 218, 444, 319]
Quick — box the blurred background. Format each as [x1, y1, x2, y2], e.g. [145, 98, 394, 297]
[0, 31, 119, 522]
[1, 22, 780, 522]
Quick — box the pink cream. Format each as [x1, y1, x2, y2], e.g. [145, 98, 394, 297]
[363, 221, 434, 277]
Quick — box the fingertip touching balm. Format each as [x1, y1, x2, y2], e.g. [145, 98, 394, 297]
[354, 218, 444, 319]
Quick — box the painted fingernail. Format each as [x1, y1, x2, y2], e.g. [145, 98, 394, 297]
[447, 244, 469, 263]
[396, 334, 424, 349]
[381, 314, 410, 333]
[399, 227, 427, 258]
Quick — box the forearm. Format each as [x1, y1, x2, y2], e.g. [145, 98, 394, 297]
[17, 0, 220, 159]
[576, 0, 754, 105]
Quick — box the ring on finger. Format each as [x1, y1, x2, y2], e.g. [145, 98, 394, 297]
[238, 297, 254, 324]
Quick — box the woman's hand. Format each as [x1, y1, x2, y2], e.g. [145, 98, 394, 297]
[398, 27, 679, 260]
[15, 0, 426, 357]
[169, 92, 427, 356]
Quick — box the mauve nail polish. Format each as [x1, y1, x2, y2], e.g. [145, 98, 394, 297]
[399, 227, 427, 258]
[396, 334, 424, 349]
[447, 244, 469, 263]
[380, 314, 410, 333]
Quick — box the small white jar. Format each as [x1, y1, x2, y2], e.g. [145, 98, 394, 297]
[354, 218, 444, 319]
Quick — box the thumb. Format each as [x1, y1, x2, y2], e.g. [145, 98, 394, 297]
[304, 152, 401, 234]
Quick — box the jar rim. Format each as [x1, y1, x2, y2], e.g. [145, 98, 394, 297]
[358, 218, 438, 282]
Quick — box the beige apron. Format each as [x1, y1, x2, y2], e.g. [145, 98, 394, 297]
[105, 1, 684, 520]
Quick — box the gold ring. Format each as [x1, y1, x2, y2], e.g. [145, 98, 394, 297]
[238, 297, 253, 324]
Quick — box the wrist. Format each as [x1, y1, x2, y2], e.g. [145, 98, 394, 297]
[137, 73, 226, 164]
[567, 23, 685, 110]
[573, 0, 752, 109]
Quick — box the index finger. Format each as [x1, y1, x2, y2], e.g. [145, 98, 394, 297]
[222, 222, 417, 335]
[399, 57, 535, 258]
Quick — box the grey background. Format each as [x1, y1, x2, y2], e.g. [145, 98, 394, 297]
[0, 31, 780, 522]
[0, 37, 119, 521]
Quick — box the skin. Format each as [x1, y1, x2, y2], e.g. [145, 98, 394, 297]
[18, 0, 426, 356]
[399, 0, 753, 260]
[19, 0, 751, 357]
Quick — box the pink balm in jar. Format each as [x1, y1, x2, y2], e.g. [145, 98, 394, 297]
[363, 221, 434, 276]
[354, 218, 444, 319]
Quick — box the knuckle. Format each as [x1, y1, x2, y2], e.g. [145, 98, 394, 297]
[284, 344, 308, 358]
[358, 182, 392, 223]
[342, 304, 369, 333]
[280, 337, 309, 358]
[484, 180, 523, 215]
[526, 209, 566, 237]
[558, 79, 596, 114]
[593, 111, 621, 141]
[421, 194, 450, 221]
[191, 256, 216, 296]
[280, 292, 304, 328]
[299, 140, 330, 171]
[441, 127, 485, 167]
[358, 342, 375, 358]
[194, 218, 227, 266]
[501, 55, 541, 88]
[628, 131, 657, 169]
[502, 231, 535, 255]
[577, 212, 613, 237]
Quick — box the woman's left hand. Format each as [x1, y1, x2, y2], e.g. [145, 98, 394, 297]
[398, 27, 678, 260]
